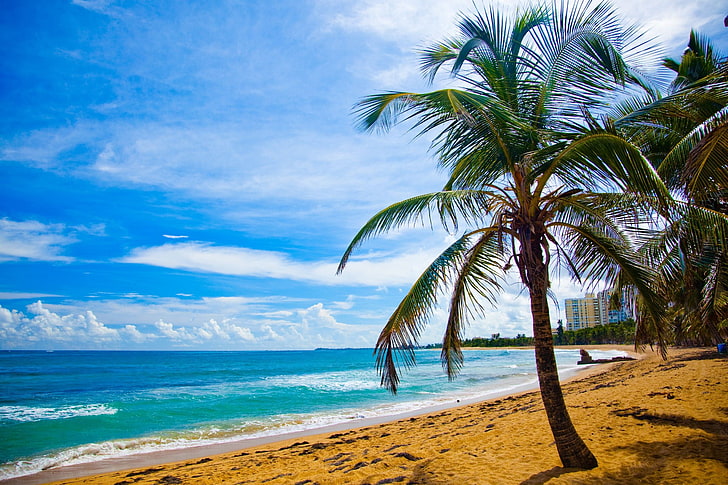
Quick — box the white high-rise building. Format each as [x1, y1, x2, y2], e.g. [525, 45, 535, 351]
[564, 292, 608, 331]
[564, 290, 632, 331]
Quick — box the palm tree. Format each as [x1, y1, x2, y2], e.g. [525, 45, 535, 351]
[338, 0, 669, 470]
[615, 32, 728, 345]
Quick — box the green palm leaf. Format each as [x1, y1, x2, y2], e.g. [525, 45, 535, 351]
[658, 107, 728, 198]
[337, 191, 494, 274]
[373, 233, 485, 392]
[442, 230, 506, 379]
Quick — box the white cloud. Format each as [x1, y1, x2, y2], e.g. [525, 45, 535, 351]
[326, 0, 469, 45]
[300, 303, 345, 331]
[0, 292, 64, 299]
[41, 295, 289, 332]
[616, 0, 725, 51]
[0, 123, 103, 167]
[0, 302, 119, 348]
[0, 219, 76, 262]
[119, 240, 447, 287]
[120, 324, 149, 343]
[2, 120, 441, 233]
[87, 124, 438, 207]
[0, 297, 383, 350]
[261, 324, 282, 341]
[71, 0, 115, 12]
[0, 302, 263, 350]
[331, 295, 357, 310]
[154, 320, 184, 340]
[328, 0, 724, 55]
[0, 272, 601, 350]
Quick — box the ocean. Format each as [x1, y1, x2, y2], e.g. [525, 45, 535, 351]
[0, 347, 626, 480]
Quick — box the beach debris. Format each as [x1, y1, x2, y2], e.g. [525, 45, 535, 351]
[647, 391, 676, 399]
[579, 349, 594, 364]
[183, 457, 212, 466]
[326, 454, 353, 466]
[612, 406, 648, 418]
[278, 441, 309, 451]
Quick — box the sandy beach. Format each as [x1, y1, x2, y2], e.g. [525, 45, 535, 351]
[9, 346, 728, 484]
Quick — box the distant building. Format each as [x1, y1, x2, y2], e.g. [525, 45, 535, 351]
[608, 308, 630, 323]
[565, 293, 607, 331]
[565, 290, 631, 331]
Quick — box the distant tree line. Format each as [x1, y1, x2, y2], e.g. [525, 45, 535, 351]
[461, 333, 535, 347]
[553, 319, 636, 346]
[422, 320, 636, 349]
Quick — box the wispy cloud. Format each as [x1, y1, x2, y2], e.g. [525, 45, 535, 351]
[2, 119, 441, 233]
[0, 219, 76, 262]
[118, 240, 445, 287]
[326, 0, 469, 45]
[327, 0, 723, 54]
[0, 292, 64, 300]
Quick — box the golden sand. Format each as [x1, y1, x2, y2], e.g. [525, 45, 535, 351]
[23, 348, 728, 484]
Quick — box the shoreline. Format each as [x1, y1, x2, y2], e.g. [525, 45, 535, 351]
[2, 346, 638, 484]
[32, 346, 727, 484]
[0, 365, 553, 485]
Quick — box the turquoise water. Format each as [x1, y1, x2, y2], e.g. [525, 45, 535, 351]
[0, 348, 625, 480]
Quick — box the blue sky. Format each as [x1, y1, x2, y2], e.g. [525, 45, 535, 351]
[1, 0, 726, 350]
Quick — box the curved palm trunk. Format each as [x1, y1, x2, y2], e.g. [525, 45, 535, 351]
[524, 237, 598, 469]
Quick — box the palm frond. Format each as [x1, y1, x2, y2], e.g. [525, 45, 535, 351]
[374, 232, 491, 393]
[538, 132, 671, 208]
[442, 230, 506, 378]
[527, 0, 652, 121]
[337, 191, 493, 274]
[656, 107, 728, 199]
[562, 222, 668, 351]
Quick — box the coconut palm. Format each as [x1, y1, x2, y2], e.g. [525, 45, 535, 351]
[614, 32, 728, 345]
[338, 0, 669, 470]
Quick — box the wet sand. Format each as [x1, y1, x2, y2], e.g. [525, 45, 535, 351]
[9, 347, 728, 484]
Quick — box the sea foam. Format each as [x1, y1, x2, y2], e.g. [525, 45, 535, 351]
[0, 404, 118, 423]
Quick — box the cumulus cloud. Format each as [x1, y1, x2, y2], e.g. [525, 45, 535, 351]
[0, 219, 76, 262]
[120, 324, 148, 343]
[0, 301, 122, 347]
[0, 299, 382, 350]
[0, 301, 255, 349]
